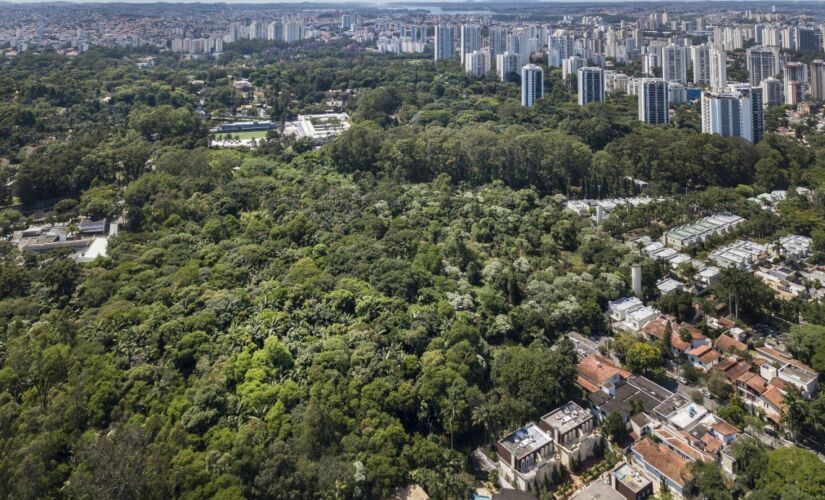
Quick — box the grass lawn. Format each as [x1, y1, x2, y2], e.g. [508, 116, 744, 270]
[215, 130, 269, 140]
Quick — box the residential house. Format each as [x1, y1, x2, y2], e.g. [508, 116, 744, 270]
[538, 402, 602, 469]
[576, 353, 631, 396]
[631, 439, 690, 497]
[756, 346, 819, 398]
[714, 334, 747, 356]
[496, 423, 560, 491]
[686, 345, 721, 372]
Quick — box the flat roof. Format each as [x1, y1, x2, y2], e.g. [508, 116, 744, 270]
[498, 423, 552, 460]
[612, 463, 652, 493]
[541, 402, 591, 435]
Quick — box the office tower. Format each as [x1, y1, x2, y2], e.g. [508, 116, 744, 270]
[747, 46, 780, 86]
[691, 44, 710, 86]
[521, 64, 544, 107]
[282, 18, 302, 43]
[489, 27, 507, 60]
[465, 50, 491, 77]
[701, 91, 754, 142]
[811, 60, 825, 100]
[709, 45, 727, 92]
[434, 25, 455, 61]
[497, 52, 520, 82]
[578, 67, 605, 106]
[761, 77, 784, 107]
[662, 43, 687, 84]
[639, 78, 669, 125]
[459, 24, 482, 64]
[562, 55, 584, 80]
[341, 14, 354, 31]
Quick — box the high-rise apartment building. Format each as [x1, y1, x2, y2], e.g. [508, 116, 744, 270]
[691, 44, 710, 86]
[521, 64, 544, 107]
[459, 24, 482, 64]
[709, 45, 727, 92]
[434, 25, 455, 61]
[497, 52, 520, 82]
[811, 60, 825, 100]
[747, 46, 780, 86]
[762, 77, 784, 107]
[662, 43, 687, 84]
[465, 50, 491, 77]
[701, 91, 753, 142]
[578, 67, 605, 106]
[639, 78, 670, 125]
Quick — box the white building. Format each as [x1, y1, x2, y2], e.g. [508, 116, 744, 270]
[701, 90, 754, 142]
[709, 45, 728, 92]
[465, 50, 491, 77]
[662, 43, 688, 84]
[459, 24, 482, 64]
[434, 24, 455, 61]
[521, 64, 544, 108]
[497, 52, 520, 82]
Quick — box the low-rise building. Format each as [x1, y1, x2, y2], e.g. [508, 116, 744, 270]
[496, 423, 560, 491]
[686, 345, 721, 372]
[710, 240, 769, 270]
[538, 402, 602, 469]
[662, 214, 744, 249]
[576, 353, 632, 396]
[631, 439, 690, 497]
[756, 346, 819, 398]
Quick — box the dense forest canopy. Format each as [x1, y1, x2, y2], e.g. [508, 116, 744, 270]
[1, 39, 825, 499]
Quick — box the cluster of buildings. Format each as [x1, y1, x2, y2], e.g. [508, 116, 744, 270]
[10, 218, 115, 263]
[357, 8, 825, 141]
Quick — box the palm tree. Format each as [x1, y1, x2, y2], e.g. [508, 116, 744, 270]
[472, 403, 493, 444]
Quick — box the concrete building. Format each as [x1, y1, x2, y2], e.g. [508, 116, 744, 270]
[434, 24, 455, 61]
[709, 44, 727, 91]
[702, 91, 750, 141]
[538, 402, 601, 469]
[762, 77, 784, 107]
[465, 50, 491, 77]
[638, 78, 669, 125]
[459, 24, 481, 64]
[578, 67, 605, 106]
[662, 214, 744, 249]
[497, 52, 520, 82]
[662, 43, 687, 84]
[746, 46, 780, 86]
[691, 44, 710, 86]
[811, 60, 825, 101]
[521, 64, 544, 107]
[489, 27, 507, 61]
[496, 423, 560, 491]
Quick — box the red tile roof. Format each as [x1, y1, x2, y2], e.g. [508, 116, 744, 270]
[632, 439, 691, 487]
[715, 334, 747, 354]
[576, 354, 631, 391]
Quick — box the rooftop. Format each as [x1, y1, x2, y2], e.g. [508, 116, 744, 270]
[611, 463, 652, 494]
[541, 402, 591, 435]
[632, 438, 690, 487]
[497, 423, 552, 460]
